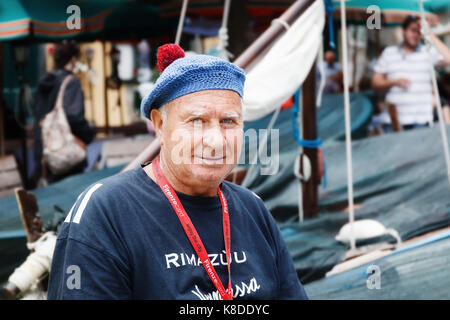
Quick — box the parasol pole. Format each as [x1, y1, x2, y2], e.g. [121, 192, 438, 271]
[340, 0, 356, 251]
[175, 0, 189, 46]
[418, 0, 450, 188]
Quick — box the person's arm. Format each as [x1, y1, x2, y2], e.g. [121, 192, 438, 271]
[48, 238, 132, 299]
[387, 103, 402, 132]
[371, 47, 410, 91]
[255, 198, 308, 300]
[63, 77, 95, 145]
[428, 30, 450, 66]
[47, 185, 131, 299]
[371, 72, 410, 91]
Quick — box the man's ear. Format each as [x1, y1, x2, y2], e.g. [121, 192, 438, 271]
[150, 108, 164, 146]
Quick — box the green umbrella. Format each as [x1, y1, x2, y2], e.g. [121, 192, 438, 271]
[0, 0, 175, 42]
[423, 0, 450, 13]
[332, 0, 440, 26]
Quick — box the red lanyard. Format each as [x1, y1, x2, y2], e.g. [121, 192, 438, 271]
[152, 156, 233, 300]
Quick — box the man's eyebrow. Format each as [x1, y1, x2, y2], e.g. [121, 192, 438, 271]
[182, 110, 241, 118]
[185, 110, 207, 117]
[224, 112, 241, 119]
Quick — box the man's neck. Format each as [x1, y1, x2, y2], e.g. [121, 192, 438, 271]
[401, 42, 418, 55]
[143, 157, 220, 197]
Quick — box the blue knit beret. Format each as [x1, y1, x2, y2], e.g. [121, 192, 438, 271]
[140, 54, 246, 119]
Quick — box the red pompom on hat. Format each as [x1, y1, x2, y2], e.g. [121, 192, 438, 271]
[156, 43, 185, 73]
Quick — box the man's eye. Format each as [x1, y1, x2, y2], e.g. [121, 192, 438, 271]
[191, 118, 202, 124]
[222, 118, 235, 124]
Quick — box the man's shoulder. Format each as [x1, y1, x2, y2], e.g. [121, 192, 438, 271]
[59, 168, 146, 239]
[93, 167, 140, 193]
[221, 181, 270, 220]
[222, 180, 263, 203]
[381, 45, 401, 56]
[68, 167, 145, 218]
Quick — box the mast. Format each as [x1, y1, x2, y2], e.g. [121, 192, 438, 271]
[301, 62, 320, 218]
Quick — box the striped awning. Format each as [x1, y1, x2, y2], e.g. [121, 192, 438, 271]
[0, 0, 172, 42]
[332, 0, 440, 26]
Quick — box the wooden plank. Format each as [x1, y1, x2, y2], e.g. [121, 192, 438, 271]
[78, 43, 94, 122]
[120, 84, 139, 125]
[0, 189, 16, 198]
[102, 138, 154, 168]
[0, 170, 22, 188]
[102, 139, 153, 157]
[107, 87, 122, 127]
[301, 62, 319, 219]
[326, 249, 392, 277]
[0, 156, 23, 196]
[0, 155, 18, 171]
[15, 188, 44, 243]
[80, 41, 107, 128]
[329, 226, 450, 277]
[106, 156, 136, 168]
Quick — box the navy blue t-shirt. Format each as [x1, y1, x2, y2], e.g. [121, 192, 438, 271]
[48, 165, 308, 300]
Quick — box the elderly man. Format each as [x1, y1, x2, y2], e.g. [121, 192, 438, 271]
[371, 15, 450, 132]
[47, 44, 308, 300]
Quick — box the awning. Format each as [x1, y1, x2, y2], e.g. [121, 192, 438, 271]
[0, 0, 176, 42]
[331, 0, 440, 26]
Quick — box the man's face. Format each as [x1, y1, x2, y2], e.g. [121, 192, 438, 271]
[403, 21, 422, 49]
[157, 89, 243, 187]
[324, 51, 335, 66]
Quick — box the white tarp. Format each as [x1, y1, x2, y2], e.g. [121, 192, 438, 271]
[242, 0, 325, 121]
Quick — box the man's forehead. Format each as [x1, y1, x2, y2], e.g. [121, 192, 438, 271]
[183, 108, 241, 116]
[171, 92, 242, 116]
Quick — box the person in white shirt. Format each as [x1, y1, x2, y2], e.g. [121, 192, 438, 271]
[317, 50, 343, 94]
[371, 15, 450, 132]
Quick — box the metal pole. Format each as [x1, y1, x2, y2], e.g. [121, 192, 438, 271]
[175, 0, 189, 46]
[340, 0, 356, 251]
[0, 42, 4, 157]
[418, 0, 450, 188]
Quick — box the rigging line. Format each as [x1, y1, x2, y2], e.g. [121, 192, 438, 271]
[218, 0, 233, 60]
[418, 0, 450, 189]
[340, 0, 356, 251]
[316, 38, 326, 108]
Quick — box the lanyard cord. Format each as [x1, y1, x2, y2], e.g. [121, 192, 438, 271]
[152, 156, 232, 300]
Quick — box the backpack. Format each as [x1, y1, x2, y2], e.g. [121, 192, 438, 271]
[40, 75, 86, 176]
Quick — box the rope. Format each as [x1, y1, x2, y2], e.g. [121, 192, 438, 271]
[271, 18, 290, 31]
[339, 0, 356, 251]
[293, 152, 310, 223]
[292, 89, 328, 188]
[418, 0, 450, 189]
[324, 0, 336, 49]
[175, 0, 189, 46]
[316, 39, 326, 108]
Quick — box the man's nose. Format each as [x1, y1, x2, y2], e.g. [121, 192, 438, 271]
[202, 125, 226, 156]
